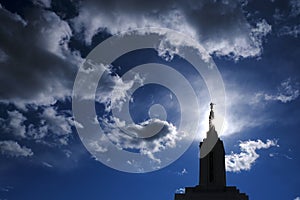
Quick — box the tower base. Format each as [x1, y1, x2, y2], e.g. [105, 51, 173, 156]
[174, 186, 249, 200]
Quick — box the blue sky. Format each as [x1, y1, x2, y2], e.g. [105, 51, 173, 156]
[0, 0, 300, 199]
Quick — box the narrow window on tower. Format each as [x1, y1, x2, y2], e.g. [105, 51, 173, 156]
[209, 152, 214, 183]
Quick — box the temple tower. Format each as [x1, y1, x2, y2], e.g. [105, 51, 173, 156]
[199, 103, 226, 189]
[174, 103, 249, 200]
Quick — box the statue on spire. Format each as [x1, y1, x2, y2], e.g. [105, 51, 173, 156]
[209, 102, 215, 129]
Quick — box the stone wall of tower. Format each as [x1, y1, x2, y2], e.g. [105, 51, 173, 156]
[199, 138, 226, 189]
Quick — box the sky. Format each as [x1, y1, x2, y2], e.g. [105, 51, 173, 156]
[0, 0, 299, 200]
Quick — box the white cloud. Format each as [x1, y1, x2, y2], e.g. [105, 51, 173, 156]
[41, 107, 72, 136]
[96, 68, 144, 111]
[253, 78, 299, 103]
[177, 168, 188, 175]
[92, 65, 190, 163]
[7, 110, 27, 138]
[42, 161, 53, 168]
[294, 197, 300, 200]
[102, 116, 184, 163]
[0, 140, 33, 157]
[63, 149, 72, 158]
[88, 140, 108, 153]
[72, 2, 197, 45]
[34, 107, 74, 145]
[205, 19, 271, 61]
[2, 107, 75, 146]
[175, 187, 185, 194]
[72, 0, 270, 60]
[27, 123, 48, 141]
[225, 139, 278, 172]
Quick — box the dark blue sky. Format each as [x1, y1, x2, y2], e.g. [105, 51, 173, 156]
[0, 0, 299, 200]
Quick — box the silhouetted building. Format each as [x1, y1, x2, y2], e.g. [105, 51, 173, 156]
[175, 103, 249, 200]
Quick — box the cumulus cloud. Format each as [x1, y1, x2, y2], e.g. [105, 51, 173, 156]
[175, 187, 185, 194]
[0, 140, 33, 157]
[0, 0, 274, 155]
[225, 139, 278, 172]
[90, 64, 186, 163]
[205, 19, 271, 60]
[95, 67, 144, 111]
[0, 0, 279, 167]
[27, 106, 75, 145]
[253, 78, 299, 103]
[0, 5, 82, 106]
[72, 0, 271, 60]
[41, 107, 72, 135]
[1, 107, 75, 146]
[294, 197, 300, 200]
[102, 116, 183, 163]
[6, 110, 27, 138]
[88, 140, 108, 153]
